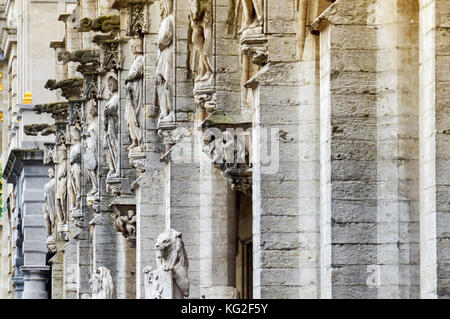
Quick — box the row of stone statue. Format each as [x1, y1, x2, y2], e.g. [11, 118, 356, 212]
[87, 229, 189, 299]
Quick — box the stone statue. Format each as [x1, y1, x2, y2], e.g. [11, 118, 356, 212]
[104, 76, 119, 179]
[156, 0, 175, 124]
[68, 125, 81, 212]
[144, 229, 189, 299]
[112, 210, 136, 241]
[55, 146, 68, 226]
[125, 37, 144, 151]
[85, 103, 99, 197]
[189, 0, 213, 83]
[43, 167, 56, 249]
[89, 266, 114, 299]
[239, 0, 263, 35]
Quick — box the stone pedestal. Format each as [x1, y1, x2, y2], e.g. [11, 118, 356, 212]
[21, 266, 50, 299]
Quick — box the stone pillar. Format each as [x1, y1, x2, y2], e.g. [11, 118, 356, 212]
[16, 156, 51, 299]
[199, 155, 236, 298]
[314, 0, 378, 299]
[134, 150, 166, 299]
[419, 0, 450, 299]
[375, 0, 420, 298]
[298, 21, 321, 300]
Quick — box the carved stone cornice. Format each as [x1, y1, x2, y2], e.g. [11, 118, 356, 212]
[44, 79, 84, 101]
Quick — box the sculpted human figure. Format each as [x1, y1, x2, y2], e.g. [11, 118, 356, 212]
[89, 266, 114, 299]
[104, 76, 119, 178]
[125, 37, 144, 151]
[156, 0, 175, 124]
[239, 0, 263, 34]
[85, 103, 99, 197]
[43, 167, 56, 239]
[55, 146, 68, 226]
[189, 0, 213, 83]
[68, 125, 81, 212]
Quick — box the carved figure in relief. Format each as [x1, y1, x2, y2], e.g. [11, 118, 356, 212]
[239, 0, 263, 34]
[89, 266, 114, 299]
[104, 76, 119, 178]
[125, 37, 144, 151]
[55, 146, 68, 226]
[156, 0, 175, 124]
[84, 103, 99, 197]
[155, 229, 189, 298]
[144, 229, 189, 299]
[43, 167, 56, 239]
[113, 210, 136, 239]
[189, 0, 213, 83]
[68, 125, 81, 212]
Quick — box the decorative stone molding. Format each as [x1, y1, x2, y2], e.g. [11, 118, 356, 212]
[144, 229, 189, 299]
[23, 124, 56, 136]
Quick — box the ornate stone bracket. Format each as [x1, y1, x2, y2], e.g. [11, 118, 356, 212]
[200, 115, 252, 196]
[240, 33, 268, 66]
[111, 200, 136, 248]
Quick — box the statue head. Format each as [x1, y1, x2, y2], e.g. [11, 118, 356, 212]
[107, 76, 118, 93]
[130, 36, 143, 55]
[161, 0, 174, 18]
[48, 167, 55, 179]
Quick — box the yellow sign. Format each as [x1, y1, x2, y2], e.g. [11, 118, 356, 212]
[23, 92, 32, 104]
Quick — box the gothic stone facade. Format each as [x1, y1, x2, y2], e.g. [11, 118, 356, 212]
[1, 0, 450, 299]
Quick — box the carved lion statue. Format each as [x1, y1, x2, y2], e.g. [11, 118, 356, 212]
[89, 266, 114, 299]
[155, 229, 189, 298]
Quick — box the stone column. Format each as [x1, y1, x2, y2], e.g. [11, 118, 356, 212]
[314, 0, 378, 299]
[375, 0, 420, 298]
[14, 154, 50, 299]
[419, 0, 450, 299]
[199, 155, 236, 298]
